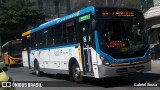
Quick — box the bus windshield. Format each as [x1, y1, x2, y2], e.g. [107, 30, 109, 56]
[9, 42, 22, 58]
[97, 17, 148, 58]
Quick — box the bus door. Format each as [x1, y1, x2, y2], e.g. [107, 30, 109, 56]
[22, 35, 31, 68]
[79, 20, 93, 75]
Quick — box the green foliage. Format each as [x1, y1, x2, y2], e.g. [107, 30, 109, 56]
[0, 0, 45, 32]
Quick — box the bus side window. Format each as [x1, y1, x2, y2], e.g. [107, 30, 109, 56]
[42, 29, 49, 47]
[31, 33, 36, 49]
[65, 20, 76, 43]
[48, 27, 54, 46]
[36, 31, 42, 48]
[52, 27, 55, 45]
[54, 24, 63, 45]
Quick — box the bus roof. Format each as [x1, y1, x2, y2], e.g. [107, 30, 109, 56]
[22, 6, 95, 37]
[2, 39, 22, 48]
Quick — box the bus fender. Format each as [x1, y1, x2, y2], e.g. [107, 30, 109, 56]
[68, 58, 79, 79]
[68, 57, 78, 71]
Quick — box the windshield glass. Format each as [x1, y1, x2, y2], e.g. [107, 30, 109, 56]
[9, 41, 22, 58]
[97, 17, 148, 58]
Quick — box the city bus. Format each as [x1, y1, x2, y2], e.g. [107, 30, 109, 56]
[22, 6, 151, 82]
[1, 39, 22, 66]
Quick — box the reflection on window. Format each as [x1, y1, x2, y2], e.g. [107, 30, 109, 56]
[98, 18, 147, 53]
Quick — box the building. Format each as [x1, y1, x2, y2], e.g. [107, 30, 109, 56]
[144, 0, 160, 44]
[154, 0, 160, 6]
[21, 0, 68, 21]
[0, 0, 69, 21]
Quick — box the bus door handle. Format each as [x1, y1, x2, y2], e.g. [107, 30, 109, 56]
[83, 48, 90, 50]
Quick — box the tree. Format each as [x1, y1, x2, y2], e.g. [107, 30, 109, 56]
[0, 0, 45, 45]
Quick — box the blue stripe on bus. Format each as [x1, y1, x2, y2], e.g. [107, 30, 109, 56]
[79, 6, 95, 15]
[31, 44, 78, 51]
[94, 30, 150, 64]
[94, 30, 114, 64]
[31, 6, 95, 33]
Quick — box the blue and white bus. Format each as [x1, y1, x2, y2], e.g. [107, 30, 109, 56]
[22, 6, 151, 82]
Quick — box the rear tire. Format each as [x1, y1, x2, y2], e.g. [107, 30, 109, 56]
[34, 61, 41, 77]
[72, 63, 83, 83]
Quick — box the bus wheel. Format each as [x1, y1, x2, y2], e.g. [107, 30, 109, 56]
[34, 61, 41, 77]
[72, 63, 83, 83]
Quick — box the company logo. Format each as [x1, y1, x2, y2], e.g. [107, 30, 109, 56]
[2, 82, 42, 88]
[2, 82, 11, 87]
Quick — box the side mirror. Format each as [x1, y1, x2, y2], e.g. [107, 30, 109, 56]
[2, 67, 8, 71]
[91, 19, 96, 30]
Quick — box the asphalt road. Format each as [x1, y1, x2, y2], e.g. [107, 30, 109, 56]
[1, 60, 160, 90]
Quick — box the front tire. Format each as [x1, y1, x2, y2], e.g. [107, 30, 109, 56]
[72, 63, 83, 83]
[34, 61, 41, 77]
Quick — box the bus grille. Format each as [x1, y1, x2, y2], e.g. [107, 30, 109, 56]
[116, 66, 145, 75]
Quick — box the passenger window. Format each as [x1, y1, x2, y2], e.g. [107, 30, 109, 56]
[54, 24, 63, 45]
[65, 20, 77, 43]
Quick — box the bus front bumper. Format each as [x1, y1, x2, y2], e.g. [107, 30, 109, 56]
[9, 57, 22, 65]
[98, 61, 151, 78]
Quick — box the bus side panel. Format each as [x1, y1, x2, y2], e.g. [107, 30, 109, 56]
[43, 49, 53, 69]
[22, 51, 29, 67]
[49, 48, 66, 70]
[29, 50, 45, 69]
[90, 47, 99, 78]
[48, 46, 81, 71]
[35, 50, 45, 68]
[29, 50, 36, 68]
[29, 45, 82, 75]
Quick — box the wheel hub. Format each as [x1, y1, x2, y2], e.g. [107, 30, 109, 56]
[74, 67, 80, 79]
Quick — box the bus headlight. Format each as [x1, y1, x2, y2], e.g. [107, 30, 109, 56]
[100, 56, 110, 66]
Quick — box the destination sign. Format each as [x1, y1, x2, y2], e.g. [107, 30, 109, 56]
[12, 40, 21, 44]
[95, 8, 138, 17]
[101, 11, 134, 17]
